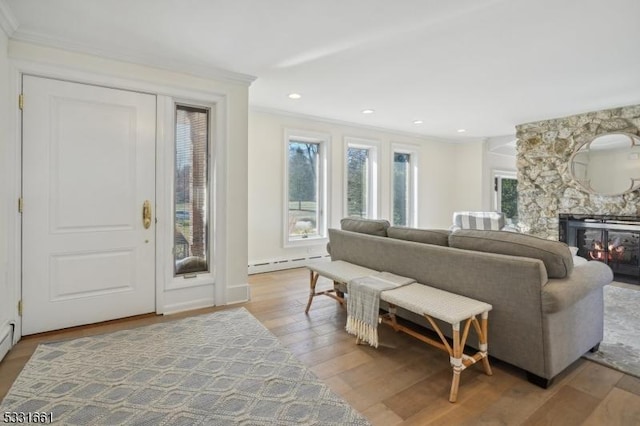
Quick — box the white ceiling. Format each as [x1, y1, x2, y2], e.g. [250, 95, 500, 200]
[3, 0, 640, 141]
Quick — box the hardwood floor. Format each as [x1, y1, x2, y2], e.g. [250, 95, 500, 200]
[1, 267, 639, 425]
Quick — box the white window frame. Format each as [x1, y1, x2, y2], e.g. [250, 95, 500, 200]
[492, 169, 517, 222]
[391, 144, 419, 227]
[283, 128, 330, 247]
[344, 137, 379, 219]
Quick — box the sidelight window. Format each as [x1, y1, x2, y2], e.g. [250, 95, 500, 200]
[174, 105, 210, 275]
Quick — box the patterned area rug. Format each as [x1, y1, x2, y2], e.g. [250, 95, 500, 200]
[0, 308, 370, 425]
[583, 284, 640, 378]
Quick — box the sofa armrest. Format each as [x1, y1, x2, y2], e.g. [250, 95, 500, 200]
[541, 261, 613, 314]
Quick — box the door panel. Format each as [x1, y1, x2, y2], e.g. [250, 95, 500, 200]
[22, 76, 156, 335]
[51, 98, 137, 231]
[50, 249, 136, 301]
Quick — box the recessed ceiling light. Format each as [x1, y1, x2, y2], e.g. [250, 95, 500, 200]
[413, 120, 424, 125]
[457, 129, 466, 133]
[288, 93, 301, 99]
[361, 109, 375, 114]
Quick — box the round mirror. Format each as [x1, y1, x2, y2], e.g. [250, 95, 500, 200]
[569, 132, 640, 196]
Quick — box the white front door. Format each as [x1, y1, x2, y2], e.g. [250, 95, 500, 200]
[22, 76, 157, 335]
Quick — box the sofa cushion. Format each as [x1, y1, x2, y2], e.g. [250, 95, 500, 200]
[449, 230, 574, 278]
[387, 227, 449, 246]
[340, 218, 390, 237]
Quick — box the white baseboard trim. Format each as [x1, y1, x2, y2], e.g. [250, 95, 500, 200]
[0, 322, 14, 363]
[161, 298, 214, 315]
[248, 254, 330, 275]
[226, 283, 250, 304]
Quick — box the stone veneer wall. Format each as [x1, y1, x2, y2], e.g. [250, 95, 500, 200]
[515, 104, 640, 239]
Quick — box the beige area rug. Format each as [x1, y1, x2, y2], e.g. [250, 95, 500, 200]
[0, 308, 370, 425]
[583, 284, 640, 378]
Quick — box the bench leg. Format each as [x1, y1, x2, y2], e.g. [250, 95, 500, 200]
[449, 313, 492, 402]
[334, 281, 346, 307]
[305, 273, 346, 314]
[387, 304, 400, 331]
[304, 271, 320, 314]
[479, 312, 492, 376]
[449, 322, 462, 403]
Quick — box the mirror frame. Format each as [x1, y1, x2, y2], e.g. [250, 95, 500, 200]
[569, 132, 640, 196]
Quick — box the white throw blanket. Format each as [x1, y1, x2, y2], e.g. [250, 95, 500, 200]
[346, 272, 416, 348]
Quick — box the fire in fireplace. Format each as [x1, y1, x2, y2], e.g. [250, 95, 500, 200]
[589, 237, 625, 262]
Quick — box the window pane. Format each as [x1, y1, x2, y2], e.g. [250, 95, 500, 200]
[393, 152, 411, 226]
[174, 105, 209, 275]
[500, 177, 518, 222]
[288, 141, 320, 238]
[347, 147, 369, 218]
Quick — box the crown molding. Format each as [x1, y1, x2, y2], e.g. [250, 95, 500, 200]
[250, 105, 467, 144]
[0, 0, 18, 37]
[10, 28, 257, 86]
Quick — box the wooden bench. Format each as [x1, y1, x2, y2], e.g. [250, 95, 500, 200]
[305, 260, 377, 313]
[306, 261, 493, 402]
[380, 283, 493, 402]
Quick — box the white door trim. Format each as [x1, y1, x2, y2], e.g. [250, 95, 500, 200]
[8, 59, 230, 342]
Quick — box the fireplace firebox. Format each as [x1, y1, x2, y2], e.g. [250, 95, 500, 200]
[559, 214, 640, 284]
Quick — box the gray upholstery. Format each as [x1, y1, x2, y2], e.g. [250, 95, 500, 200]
[449, 229, 574, 278]
[328, 225, 612, 381]
[387, 226, 449, 246]
[340, 217, 390, 236]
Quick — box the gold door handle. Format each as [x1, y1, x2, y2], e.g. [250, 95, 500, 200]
[142, 200, 152, 229]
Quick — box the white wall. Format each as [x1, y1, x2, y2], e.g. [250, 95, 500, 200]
[0, 27, 14, 360]
[453, 136, 517, 213]
[248, 109, 459, 268]
[453, 142, 484, 211]
[6, 41, 250, 325]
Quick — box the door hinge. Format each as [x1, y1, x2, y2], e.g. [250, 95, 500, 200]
[18, 93, 24, 110]
[18, 197, 23, 213]
[18, 300, 23, 316]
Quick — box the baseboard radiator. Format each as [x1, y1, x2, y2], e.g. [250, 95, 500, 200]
[0, 322, 14, 363]
[248, 254, 330, 275]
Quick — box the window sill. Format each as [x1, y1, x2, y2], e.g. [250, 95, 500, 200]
[284, 236, 328, 248]
[165, 272, 215, 291]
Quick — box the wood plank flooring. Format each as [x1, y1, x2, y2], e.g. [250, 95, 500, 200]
[1, 267, 639, 425]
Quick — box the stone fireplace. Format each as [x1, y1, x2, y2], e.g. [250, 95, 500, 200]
[515, 104, 640, 240]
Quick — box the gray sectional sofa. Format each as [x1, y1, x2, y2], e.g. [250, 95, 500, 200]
[328, 218, 614, 387]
